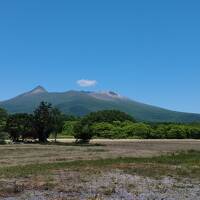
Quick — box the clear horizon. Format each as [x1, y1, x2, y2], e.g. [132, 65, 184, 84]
[0, 1, 200, 113]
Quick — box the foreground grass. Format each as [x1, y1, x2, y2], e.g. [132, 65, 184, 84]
[0, 150, 200, 178]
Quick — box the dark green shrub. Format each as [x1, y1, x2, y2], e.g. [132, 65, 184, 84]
[6, 113, 35, 142]
[73, 121, 93, 143]
[0, 108, 8, 144]
[166, 125, 187, 139]
[149, 126, 167, 139]
[188, 127, 200, 139]
[0, 132, 7, 144]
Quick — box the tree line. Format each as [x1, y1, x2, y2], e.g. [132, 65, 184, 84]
[0, 102, 65, 143]
[65, 111, 200, 142]
[1, 102, 200, 144]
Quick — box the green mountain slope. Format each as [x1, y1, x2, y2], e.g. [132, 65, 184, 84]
[0, 86, 200, 123]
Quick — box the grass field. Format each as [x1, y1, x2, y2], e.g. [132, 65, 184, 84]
[0, 139, 200, 200]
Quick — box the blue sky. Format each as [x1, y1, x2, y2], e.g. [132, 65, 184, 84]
[0, 0, 200, 113]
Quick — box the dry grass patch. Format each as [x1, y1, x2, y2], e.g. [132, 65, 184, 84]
[1, 140, 200, 167]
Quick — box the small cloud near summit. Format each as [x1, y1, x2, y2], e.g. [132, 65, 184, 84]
[77, 79, 97, 87]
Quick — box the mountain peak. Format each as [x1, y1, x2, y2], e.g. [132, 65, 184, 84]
[28, 86, 48, 95]
[108, 91, 120, 96]
[88, 90, 127, 101]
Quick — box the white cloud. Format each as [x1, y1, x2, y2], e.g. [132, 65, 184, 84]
[77, 79, 97, 87]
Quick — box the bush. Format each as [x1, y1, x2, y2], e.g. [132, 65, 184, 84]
[149, 125, 167, 139]
[74, 115, 200, 140]
[73, 121, 93, 143]
[90, 121, 152, 139]
[165, 125, 187, 139]
[91, 122, 127, 139]
[91, 122, 115, 138]
[122, 123, 151, 138]
[187, 127, 200, 139]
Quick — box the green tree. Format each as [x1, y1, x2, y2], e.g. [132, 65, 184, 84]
[73, 110, 135, 142]
[166, 125, 187, 139]
[150, 124, 169, 139]
[73, 121, 92, 143]
[82, 110, 135, 125]
[0, 108, 8, 132]
[122, 122, 151, 138]
[91, 122, 116, 138]
[0, 108, 8, 144]
[62, 121, 78, 136]
[33, 102, 65, 143]
[33, 102, 54, 143]
[6, 113, 34, 142]
[0, 132, 7, 144]
[187, 126, 200, 139]
[51, 108, 66, 142]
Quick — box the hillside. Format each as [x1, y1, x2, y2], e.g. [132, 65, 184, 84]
[0, 86, 200, 123]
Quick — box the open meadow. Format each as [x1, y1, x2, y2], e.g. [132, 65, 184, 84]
[0, 139, 200, 200]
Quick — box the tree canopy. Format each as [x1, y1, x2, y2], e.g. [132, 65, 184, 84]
[81, 110, 135, 124]
[2, 105, 200, 144]
[33, 102, 65, 143]
[0, 108, 8, 144]
[73, 110, 135, 142]
[0, 108, 8, 131]
[4, 102, 65, 143]
[6, 113, 35, 142]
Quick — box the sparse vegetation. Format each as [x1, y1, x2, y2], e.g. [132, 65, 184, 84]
[0, 150, 200, 178]
[0, 139, 200, 199]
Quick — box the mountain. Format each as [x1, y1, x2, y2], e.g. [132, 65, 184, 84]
[0, 86, 200, 123]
